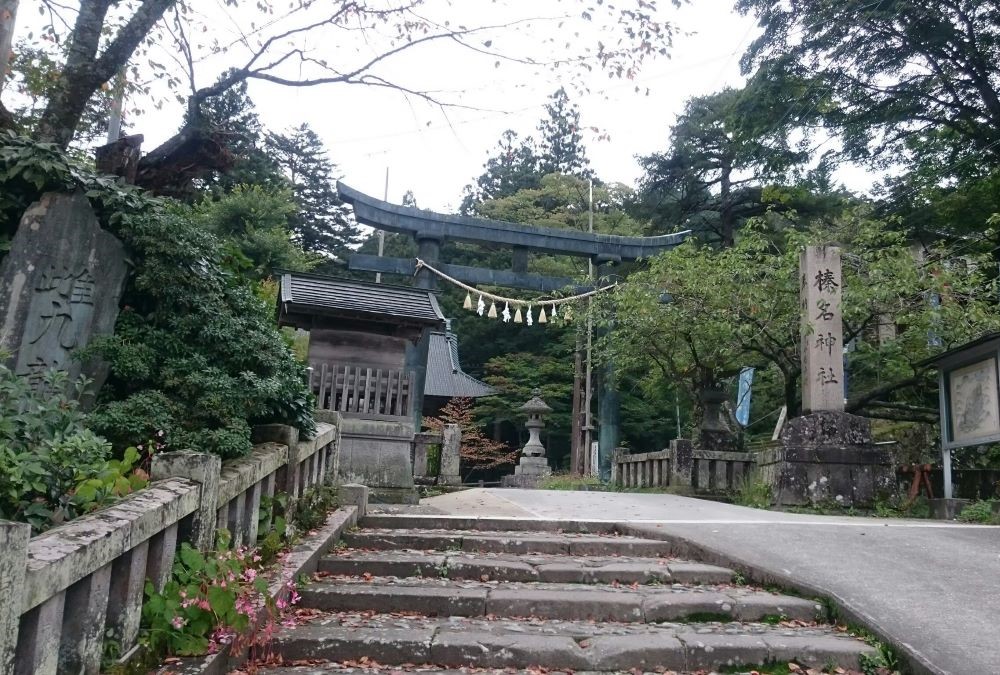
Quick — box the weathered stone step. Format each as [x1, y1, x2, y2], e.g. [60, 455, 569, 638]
[320, 549, 732, 584]
[361, 514, 619, 533]
[343, 528, 676, 556]
[268, 614, 874, 672]
[299, 578, 822, 623]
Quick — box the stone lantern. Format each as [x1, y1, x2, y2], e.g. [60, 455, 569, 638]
[505, 388, 553, 486]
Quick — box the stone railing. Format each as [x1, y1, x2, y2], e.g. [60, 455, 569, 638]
[0, 422, 339, 674]
[612, 439, 756, 494]
[612, 449, 672, 488]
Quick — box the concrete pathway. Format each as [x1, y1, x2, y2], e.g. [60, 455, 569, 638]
[423, 488, 1000, 675]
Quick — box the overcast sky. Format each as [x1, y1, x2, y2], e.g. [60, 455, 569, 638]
[247, 0, 766, 212]
[23, 1, 872, 213]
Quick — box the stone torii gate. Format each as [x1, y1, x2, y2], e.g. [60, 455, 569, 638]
[338, 182, 689, 477]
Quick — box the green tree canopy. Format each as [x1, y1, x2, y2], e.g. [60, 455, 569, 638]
[738, 0, 1000, 177]
[638, 85, 810, 246]
[266, 123, 361, 259]
[599, 209, 1000, 429]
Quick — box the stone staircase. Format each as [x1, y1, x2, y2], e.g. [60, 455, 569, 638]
[255, 514, 875, 674]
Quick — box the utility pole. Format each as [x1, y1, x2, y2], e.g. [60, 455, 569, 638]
[376, 166, 388, 283]
[583, 178, 595, 475]
[0, 1, 19, 95]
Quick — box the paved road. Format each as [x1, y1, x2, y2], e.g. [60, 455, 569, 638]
[423, 488, 1000, 675]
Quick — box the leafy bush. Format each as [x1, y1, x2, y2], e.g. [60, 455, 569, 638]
[734, 470, 773, 509]
[141, 536, 295, 657]
[1, 133, 316, 458]
[292, 484, 338, 533]
[540, 473, 603, 490]
[957, 500, 1000, 524]
[0, 364, 147, 532]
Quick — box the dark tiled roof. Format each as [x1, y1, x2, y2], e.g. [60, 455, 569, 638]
[279, 272, 445, 326]
[424, 331, 497, 398]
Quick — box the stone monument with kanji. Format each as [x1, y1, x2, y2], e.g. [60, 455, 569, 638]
[0, 192, 129, 402]
[757, 246, 893, 507]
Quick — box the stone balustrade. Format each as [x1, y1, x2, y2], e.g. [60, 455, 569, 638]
[0, 421, 340, 674]
[613, 440, 755, 494]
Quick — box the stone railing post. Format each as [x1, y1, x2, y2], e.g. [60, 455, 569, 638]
[151, 451, 222, 551]
[338, 483, 369, 519]
[0, 521, 30, 672]
[670, 439, 694, 488]
[440, 424, 462, 486]
[253, 423, 301, 499]
[611, 448, 625, 485]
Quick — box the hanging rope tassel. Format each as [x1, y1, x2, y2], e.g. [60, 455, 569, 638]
[526, 306, 533, 326]
[488, 301, 498, 319]
[551, 303, 558, 319]
[514, 306, 523, 323]
[564, 305, 572, 321]
[538, 307, 547, 324]
[502, 302, 512, 323]
[463, 291, 473, 310]
[476, 295, 485, 316]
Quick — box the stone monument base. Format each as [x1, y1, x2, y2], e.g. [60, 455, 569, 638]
[928, 498, 970, 520]
[337, 416, 419, 505]
[758, 412, 894, 508]
[501, 455, 551, 488]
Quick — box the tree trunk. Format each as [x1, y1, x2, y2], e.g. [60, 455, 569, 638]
[719, 154, 735, 248]
[0, 0, 18, 94]
[35, 0, 175, 148]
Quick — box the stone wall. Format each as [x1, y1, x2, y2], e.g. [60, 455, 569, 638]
[0, 421, 340, 674]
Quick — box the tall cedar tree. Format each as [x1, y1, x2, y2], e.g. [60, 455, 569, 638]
[424, 397, 517, 470]
[460, 130, 542, 214]
[187, 80, 284, 196]
[639, 86, 808, 246]
[537, 87, 593, 178]
[266, 124, 361, 258]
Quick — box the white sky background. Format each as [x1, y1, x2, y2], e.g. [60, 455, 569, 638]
[22, 0, 873, 212]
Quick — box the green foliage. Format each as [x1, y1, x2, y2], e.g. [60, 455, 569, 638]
[0, 133, 316, 458]
[0, 364, 147, 533]
[292, 484, 339, 533]
[257, 492, 289, 566]
[266, 123, 362, 257]
[738, 0, 1000, 178]
[141, 539, 284, 657]
[638, 84, 812, 245]
[537, 87, 593, 178]
[539, 473, 602, 491]
[599, 210, 1000, 428]
[957, 500, 1000, 524]
[734, 471, 772, 509]
[190, 185, 320, 280]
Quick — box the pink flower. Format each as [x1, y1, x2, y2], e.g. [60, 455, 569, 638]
[276, 597, 288, 610]
[243, 568, 257, 582]
[290, 590, 301, 605]
[198, 599, 211, 611]
[171, 616, 187, 630]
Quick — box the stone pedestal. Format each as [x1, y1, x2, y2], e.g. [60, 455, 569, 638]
[758, 411, 894, 508]
[337, 417, 418, 505]
[928, 498, 970, 520]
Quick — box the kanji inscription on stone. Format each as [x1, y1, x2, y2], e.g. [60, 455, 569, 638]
[0, 192, 128, 399]
[800, 246, 844, 412]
